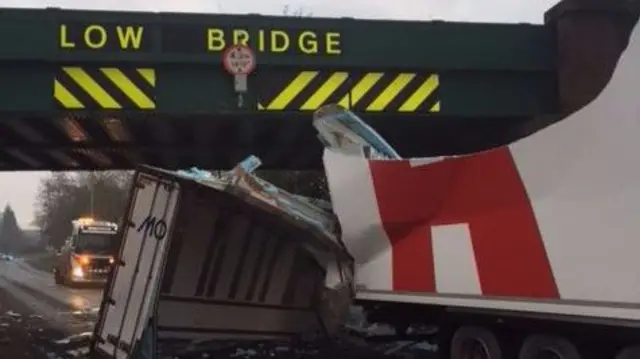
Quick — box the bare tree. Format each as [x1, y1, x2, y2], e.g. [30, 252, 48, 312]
[33, 171, 133, 248]
[0, 204, 23, 254]
[282, 5, 313, 17]
[250, 6, 329, 199]
[257, 170, 329, 199]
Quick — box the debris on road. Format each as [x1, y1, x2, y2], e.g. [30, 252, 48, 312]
[0, 286, 77, 359]
[153, 338, 435, 359]
[71, 307, 99, 319]
[53, 331, 93, 345]
[5, 310, 22, 319]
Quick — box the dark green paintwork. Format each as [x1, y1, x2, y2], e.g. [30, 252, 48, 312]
[0, 7, 558, 117]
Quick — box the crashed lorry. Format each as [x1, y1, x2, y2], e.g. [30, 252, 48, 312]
[90, 153, 354, 359]
[92, 22, 640, 359]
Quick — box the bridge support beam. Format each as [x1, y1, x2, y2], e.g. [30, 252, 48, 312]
[545, 0, 639, 116]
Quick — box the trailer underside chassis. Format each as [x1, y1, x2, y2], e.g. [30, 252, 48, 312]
[358, 302, 640, 359]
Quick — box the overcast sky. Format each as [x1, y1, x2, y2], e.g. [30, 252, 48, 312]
[0, 0, 558, 228]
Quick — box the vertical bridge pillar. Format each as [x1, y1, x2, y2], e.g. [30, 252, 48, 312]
[545, 0, 639, 116]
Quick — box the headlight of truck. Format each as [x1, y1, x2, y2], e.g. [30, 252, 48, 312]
[78, 255, 90, 265]
[72, 266, 84, 278]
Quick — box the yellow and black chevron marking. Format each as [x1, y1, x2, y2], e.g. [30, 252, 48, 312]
[257, 71, 440, 113]
[54, 67, 156, 110]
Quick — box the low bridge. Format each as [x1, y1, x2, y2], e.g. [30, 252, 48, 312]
[0, 0, 636, 170]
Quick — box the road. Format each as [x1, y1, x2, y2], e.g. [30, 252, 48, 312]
[0, 258, 102, 335]
[0, 258, 438, 359]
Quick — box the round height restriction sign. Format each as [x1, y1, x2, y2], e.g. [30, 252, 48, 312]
[222, 45, 256, 75]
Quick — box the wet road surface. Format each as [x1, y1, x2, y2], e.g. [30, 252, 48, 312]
[0, 258, 100, 358]
[0, 286, 70, 359]
[0, 258, 440, 359]
[0, 258, 102, 335]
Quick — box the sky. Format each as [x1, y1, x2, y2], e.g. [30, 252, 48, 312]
[0, 0, 558, 228]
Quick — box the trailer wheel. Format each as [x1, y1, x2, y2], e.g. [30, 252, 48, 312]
[518, 335, 581, 359]
[450, 326, 503, 359]
[615, 345, 640, 359]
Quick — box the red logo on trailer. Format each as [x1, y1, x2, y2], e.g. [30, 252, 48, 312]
[369, 147, 560, 299]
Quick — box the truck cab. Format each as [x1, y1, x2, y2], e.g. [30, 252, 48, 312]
[54, 217, 118, 286]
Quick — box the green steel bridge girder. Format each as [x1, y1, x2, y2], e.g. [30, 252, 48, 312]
[2, 4, 622, 170]
[0, 8, 557, 118]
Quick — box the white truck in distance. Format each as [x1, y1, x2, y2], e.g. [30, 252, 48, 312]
[54, 217, 118, 287]
[317, 18, 640, 359]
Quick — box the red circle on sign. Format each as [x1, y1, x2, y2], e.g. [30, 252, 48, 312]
[222, 45, 256, 75]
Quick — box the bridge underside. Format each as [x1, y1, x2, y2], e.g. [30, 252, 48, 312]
[0, 114, 530, 171]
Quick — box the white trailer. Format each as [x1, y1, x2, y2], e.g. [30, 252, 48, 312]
[320, 19, 640, 359]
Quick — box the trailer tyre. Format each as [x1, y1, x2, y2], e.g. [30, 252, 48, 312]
[518, 335, 581, 359]
[615, 345, 640, 359]
[450, 326, 502, 359]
